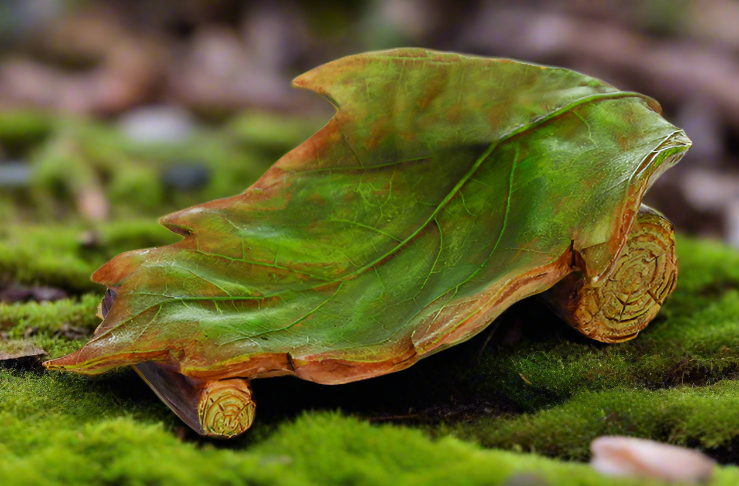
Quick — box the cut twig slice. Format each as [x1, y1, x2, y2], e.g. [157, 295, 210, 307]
[541, 205, 677, 343]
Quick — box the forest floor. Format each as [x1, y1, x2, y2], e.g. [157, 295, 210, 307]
[4, 2, 739, 484]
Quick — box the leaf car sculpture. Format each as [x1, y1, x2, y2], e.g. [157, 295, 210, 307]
[44, 48, 690, 438]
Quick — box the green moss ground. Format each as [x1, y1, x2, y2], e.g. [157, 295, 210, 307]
[0, 220, 178, 292]
[3, 231, 739, 484]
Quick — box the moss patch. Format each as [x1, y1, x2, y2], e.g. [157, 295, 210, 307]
[454, 380, 739, 461]
[0, 294, 100, 358]
[0, 294, 100, 333]
[4, 409, 736, 486]
[0, 221, 178, 292]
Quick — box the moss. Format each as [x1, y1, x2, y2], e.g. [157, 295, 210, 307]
[5, 367, 628, 485]
[226, 111, 325, 152]
[0, 295, 100, 332]
[0, 110, 54, 154]
[453, 380, 739, 460]
[0, 294, 100, 359]
[2, 407, 732, 486]
[0, 221, 178, 292]
[107, 162, 165, 215]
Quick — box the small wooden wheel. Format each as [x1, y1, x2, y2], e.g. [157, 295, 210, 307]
[543, 205, 677, 343]
[197, 379, 256, 438]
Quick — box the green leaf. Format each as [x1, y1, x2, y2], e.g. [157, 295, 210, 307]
[46, 49, 690, 382]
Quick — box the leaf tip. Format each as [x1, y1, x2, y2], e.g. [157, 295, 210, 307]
[42, 352, 81, 372]
[293, 69, 340, 109]
[159, 211, 194, 237]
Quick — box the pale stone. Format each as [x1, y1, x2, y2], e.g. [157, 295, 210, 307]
[118, 105, 195, 144]
[591, 436, 715, 484]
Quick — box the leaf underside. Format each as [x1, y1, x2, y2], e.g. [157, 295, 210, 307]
[46, 48, 690, 383]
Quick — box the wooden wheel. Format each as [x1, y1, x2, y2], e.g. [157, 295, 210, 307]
[542, 205, 677, 343]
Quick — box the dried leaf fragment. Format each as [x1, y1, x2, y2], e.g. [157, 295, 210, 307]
[0, 341, 46, 361]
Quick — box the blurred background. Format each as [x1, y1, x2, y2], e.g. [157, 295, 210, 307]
[0, 0, 735, 259]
